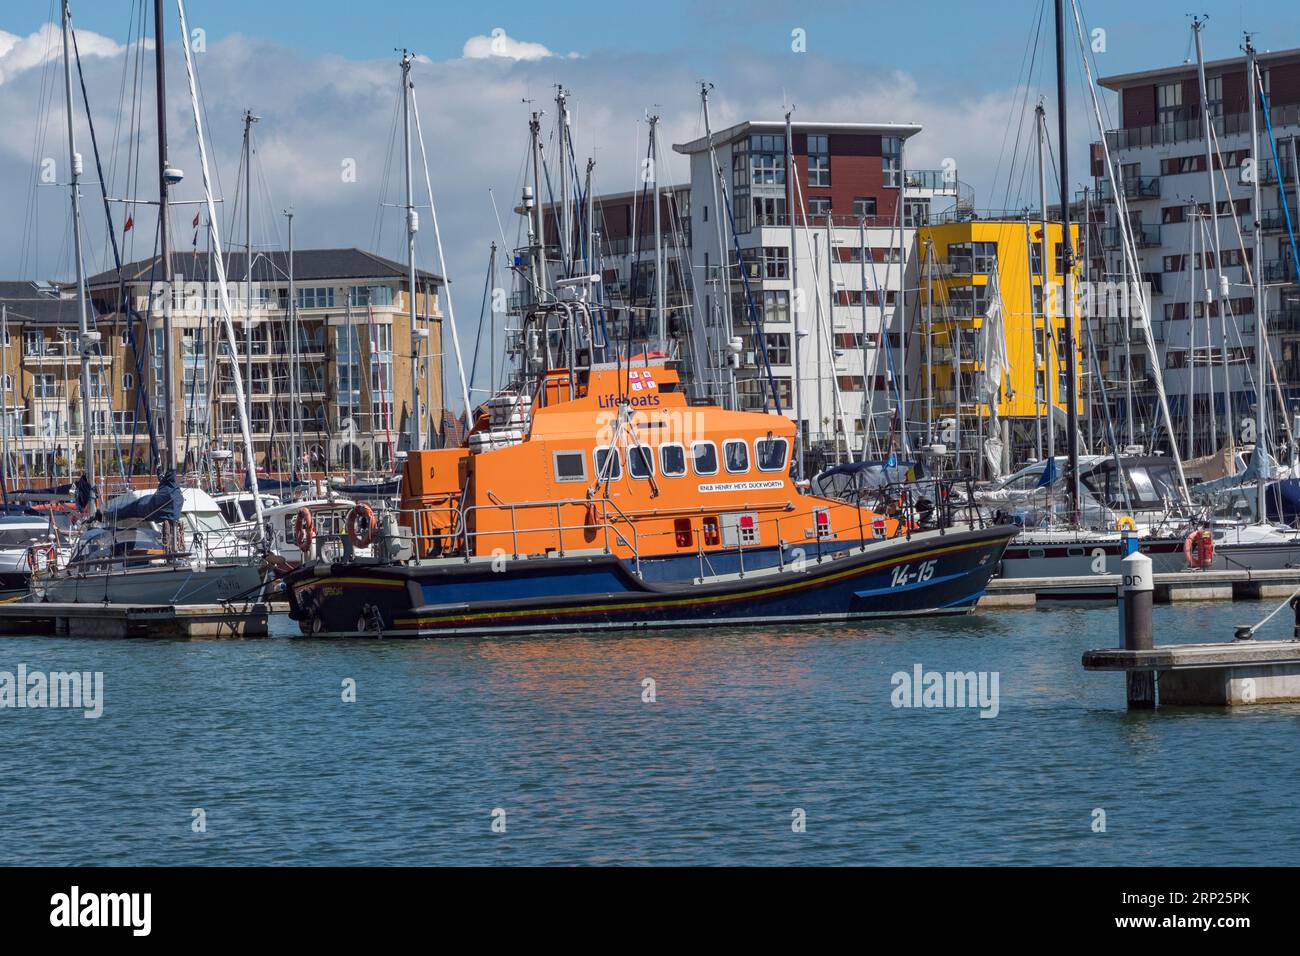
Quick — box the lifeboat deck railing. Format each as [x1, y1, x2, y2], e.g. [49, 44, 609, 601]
[402, 496, 644, 575]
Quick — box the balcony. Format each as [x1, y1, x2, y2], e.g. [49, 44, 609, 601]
[1259, 156, 1297, 185]
[1100, 176, 1161, 201]
[1267, 307, 1300, 335]
[1104, 102, 1300, 151]
[903, 169, 960, 196]
[1263, 258, 1299, 284]
[1259, 209, 1292, 234]
[1101, 224, 1161, 249]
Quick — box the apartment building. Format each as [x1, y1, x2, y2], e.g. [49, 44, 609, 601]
[918, 217, 1082, 471]
[1093, 45, 1300, 455]
[0, 248, 445, 478]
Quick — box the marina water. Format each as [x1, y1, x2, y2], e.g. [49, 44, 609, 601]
[2, 602, 1297, 866]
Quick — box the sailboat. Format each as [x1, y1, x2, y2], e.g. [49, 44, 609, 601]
[35, 0, 267, 606]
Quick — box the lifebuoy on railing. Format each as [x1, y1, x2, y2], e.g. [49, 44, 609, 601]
[294, 507, 316, 555]
[1183, 529, 1215, 569]
[1116, 515, 1137, 532]
[346, 503, 376, 550]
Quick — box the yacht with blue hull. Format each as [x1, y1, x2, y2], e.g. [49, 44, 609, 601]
[282, 305, 1014, 638]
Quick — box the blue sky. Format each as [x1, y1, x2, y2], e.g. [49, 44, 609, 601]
[2, 0, 1298, 400]
[11, 0, 1296, 94]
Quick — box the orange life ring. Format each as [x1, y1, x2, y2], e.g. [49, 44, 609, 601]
[294, 507, 316, 555]
[346, 503, 376, 549]
[1183, 529, 1215, 569]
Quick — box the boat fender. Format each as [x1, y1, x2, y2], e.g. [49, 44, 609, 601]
[347, 504, 377, 550]
[294, 508, 316, 556]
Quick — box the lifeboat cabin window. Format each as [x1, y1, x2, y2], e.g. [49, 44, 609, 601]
[691, 441, 718, 476]
[755, 437, 788, 472]
[628, 445, 655, 480]
[594, 446, 622, 481]
[660, 443, 687, 477]
[723, 439, 750, 474]
[553, 451, 588, 483]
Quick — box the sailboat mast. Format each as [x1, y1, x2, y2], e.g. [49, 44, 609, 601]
[700, 83, 735, 408]
[153, 0, 176, 475]
[650, 113, 665, 347]
[61, 0, 95, 490]
[557, 86, 570, 277]
[1247, 35, 1268, 520]
[1036, 103, 1055, 467]
[400, 52, 421, 454]
[286, 209, 297, 475]
[243, 109, 257, 463]
[1054, 0, 1081, 521]
[528, 113, 547, 299]
[1193, 16, 1234, 455]
[785, 109, 804, 473]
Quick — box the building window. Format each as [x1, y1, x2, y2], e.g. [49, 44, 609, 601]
[904, 198, 930, 228]
[808, 134, 830, 187]
[349, 285, 394, 307]
[295, 287, 335, 310]
[763, 290, 790, 325]
[764, 332, 791, 365]
[732, 143, 750, 191]
[1205, 75, 1223, 119]
[122, 372, 134, 391]
[882, 136, 902, 187]
[763, 246, 789, 280]
[749, 134, 785, 185]
[24, 331, 44, 357]
[0, 374, 9, 392]
[752, 195, 786, 227]
[808, 197, 831, 219]
[853, 197, 878, 219]
[1156, 82, 1184, 125]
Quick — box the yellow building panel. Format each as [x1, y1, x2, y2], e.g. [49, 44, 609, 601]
[917, 219, 1083, 425]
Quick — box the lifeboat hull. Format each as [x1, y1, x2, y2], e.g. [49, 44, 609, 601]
[285, 523, 1016, 638]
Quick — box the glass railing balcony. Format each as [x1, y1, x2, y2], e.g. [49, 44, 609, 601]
[1264, 259, 1299, 284]
[1100, 176, 1160, 201]
[1101, 224, 1161, 248]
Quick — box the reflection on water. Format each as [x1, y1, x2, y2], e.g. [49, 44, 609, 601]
[0, 599, 1297, 865]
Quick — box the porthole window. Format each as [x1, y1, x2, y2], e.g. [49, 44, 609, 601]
[691, 441, 719, 476]
[628, 445, 655, 480]
[660, 443, 686, 477]
[594, 446, 622, 481]
[755, 437, 788, 472]
[723, 439, 750, 474]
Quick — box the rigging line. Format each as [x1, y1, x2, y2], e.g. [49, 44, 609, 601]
[992, 0, 1046, 210]
[408, 83, 472, 418]
[71, 18, 161, 474]
[19, 2, 62, 280]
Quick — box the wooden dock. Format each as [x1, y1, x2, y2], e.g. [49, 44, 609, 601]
[0, 601, 270, 639]
[979, 567, 1300, 608]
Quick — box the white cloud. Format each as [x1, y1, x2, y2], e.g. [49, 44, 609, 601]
[0, 24, 1095, 409]
[462, 30, 556, 61]
[0, 24, 123, 86]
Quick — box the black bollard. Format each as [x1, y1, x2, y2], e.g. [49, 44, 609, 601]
[1120, 550, 1155, 709]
